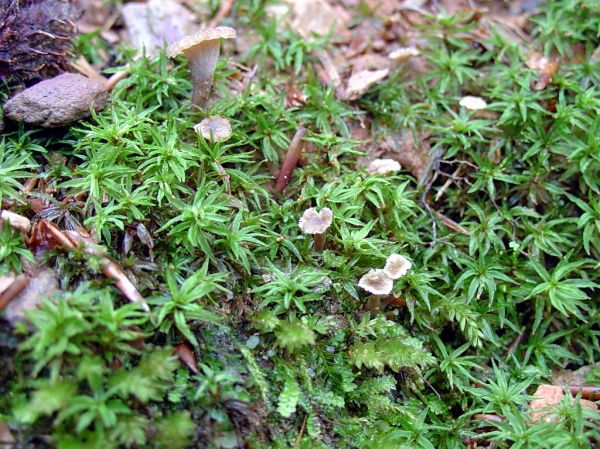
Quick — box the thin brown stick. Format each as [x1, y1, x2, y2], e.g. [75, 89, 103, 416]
[275, 127, 307, 194]
[294, 413, 308, 448]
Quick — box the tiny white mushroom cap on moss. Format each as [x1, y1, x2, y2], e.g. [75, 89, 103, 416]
[298, 207, 333, 235]
[194, 116, 232, 142]
[366, 158, 401, 175]
[383, 254, 412, 280]
[459, 96, 487, 110]
[358, 269, 394, 295]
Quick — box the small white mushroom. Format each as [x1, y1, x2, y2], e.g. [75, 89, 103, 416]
[383, 254, 412, 280]
[388, 47, 420, 62]
[167, 27, 236, 107]
[358, 269, 393, 295]
[194, 116, 232, 142]
[459, 96, 487, 111]
[366, 159, 401, 175]
[298, 207, 333, 251]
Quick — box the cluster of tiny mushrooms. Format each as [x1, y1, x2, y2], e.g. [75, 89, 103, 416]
[167, 26, 413, 300]
[298, 207, 412, 297]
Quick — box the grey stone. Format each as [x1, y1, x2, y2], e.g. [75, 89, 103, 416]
[4, 73, 107, 128]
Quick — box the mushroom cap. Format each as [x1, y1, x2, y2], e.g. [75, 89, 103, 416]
[194, 116, 232, 142]
[366, 158, 401, 175]
[383, 254, 412, 280]
[167, 26, 236, 57]
[459, 96, 487, 111]
[358, 269, 393, 295]
[298, 207, 333, 235]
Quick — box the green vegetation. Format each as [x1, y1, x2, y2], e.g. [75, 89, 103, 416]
[1, 1, 600, 448]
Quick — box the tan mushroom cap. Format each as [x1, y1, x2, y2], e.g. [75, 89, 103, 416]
[298, 207, 333, 235]
[383, 254, 412, 280]
[358, 269, 393, 295]
[167, 26, 236, 57]
[194, 116, 232, 142]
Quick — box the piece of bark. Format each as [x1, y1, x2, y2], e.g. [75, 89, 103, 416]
[3, 269, 58, 324]
[4, 73, 107, 128]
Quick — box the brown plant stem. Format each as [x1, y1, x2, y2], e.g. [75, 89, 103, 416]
[275, 127, 307, 194]
[105, 71, 130, 92]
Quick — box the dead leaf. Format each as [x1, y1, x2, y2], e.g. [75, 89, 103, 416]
[283, 0, 351, 39]
[350, 53, 393, 73]
[377, 130, 431, 180]
[174, 344, 199, 373]
[343, 69, 389, 100]
[526, 52, 560, 91]
[121, 0, 197, 54]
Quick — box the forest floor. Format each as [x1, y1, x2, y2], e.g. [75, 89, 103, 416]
[1, 0, 600, 448]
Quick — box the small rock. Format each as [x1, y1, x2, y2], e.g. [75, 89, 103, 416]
[4, 73, 107, 128]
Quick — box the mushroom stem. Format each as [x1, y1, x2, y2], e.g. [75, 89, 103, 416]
[275, 127, 307, 194]
[313, 232, 326, 252]
[185, 41, 221, 107]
